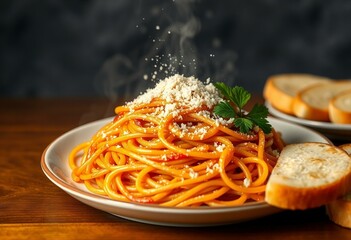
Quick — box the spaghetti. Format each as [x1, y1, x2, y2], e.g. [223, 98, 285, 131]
[69, 75, 285, 207]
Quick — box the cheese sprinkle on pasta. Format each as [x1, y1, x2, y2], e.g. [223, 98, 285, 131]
[127, 74, 224, 119]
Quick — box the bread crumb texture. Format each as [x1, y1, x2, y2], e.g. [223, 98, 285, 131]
[272, 143, 351, 187]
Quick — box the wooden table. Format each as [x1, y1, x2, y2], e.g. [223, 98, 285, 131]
[1, 97, 350, 240]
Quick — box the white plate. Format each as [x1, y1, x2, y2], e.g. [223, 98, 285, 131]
[41, 117, 330, 227]
[266, 102, 351, 140]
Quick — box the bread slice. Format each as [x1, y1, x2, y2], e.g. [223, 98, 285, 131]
[263, 74, 331, 115]
[327, 144, 351, 228]
[329, 90, 351, 124]
[339, 143, 351, 155]
[265, 142, 351, 210]
[292, 81, 351, 121]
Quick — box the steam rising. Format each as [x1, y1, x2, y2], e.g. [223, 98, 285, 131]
[96, 0, 237, 102]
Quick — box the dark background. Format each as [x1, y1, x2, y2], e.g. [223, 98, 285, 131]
[1, 0, 351, 100]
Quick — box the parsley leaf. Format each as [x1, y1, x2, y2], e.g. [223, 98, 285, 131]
[214, 102, 236, 118]
[231, 86, 251, 110]
[234, 117, 253, 133]
[213, 82, 233, 100]
[246, 104, 271, 133]
[214, 82, 272, 134]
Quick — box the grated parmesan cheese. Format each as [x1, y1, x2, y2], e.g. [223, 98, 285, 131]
[171, 122, 211, 140]
[214, 142, 226, 152]
[189, 168, 198, 179]
[206, 162, 221, 174]
[243, 178, 251, 188]
[127, 74, 224, 118]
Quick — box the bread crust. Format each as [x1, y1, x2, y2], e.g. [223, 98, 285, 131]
[263, 74, 331, 116]
[293, 81, 351, 122]
[266, 171, 351, 210]
[263, 76, 295, 115]
[265, 143, 351, 210]
[339, 144, 351, 154]
[327, 144, 351, 228]
[292, 84, 330, 121]
[327, 195, 351, 228]
[329, 90, 351, 124]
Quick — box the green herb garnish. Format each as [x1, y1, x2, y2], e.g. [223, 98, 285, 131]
[214, 82, 272, 134]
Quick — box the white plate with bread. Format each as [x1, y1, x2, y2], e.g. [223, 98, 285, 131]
[266, 102, 351, 140]
[263, 73, 351, 140]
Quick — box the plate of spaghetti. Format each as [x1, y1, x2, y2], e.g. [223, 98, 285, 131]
[41, 75, 330, 226]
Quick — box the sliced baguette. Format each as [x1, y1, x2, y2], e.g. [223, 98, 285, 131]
[327, 144, 351, 228]
[292, 81, 351, 122]
[329, 90, 351, 124]
[263, 74, 331, 115]
[265, 142, 351, 210]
